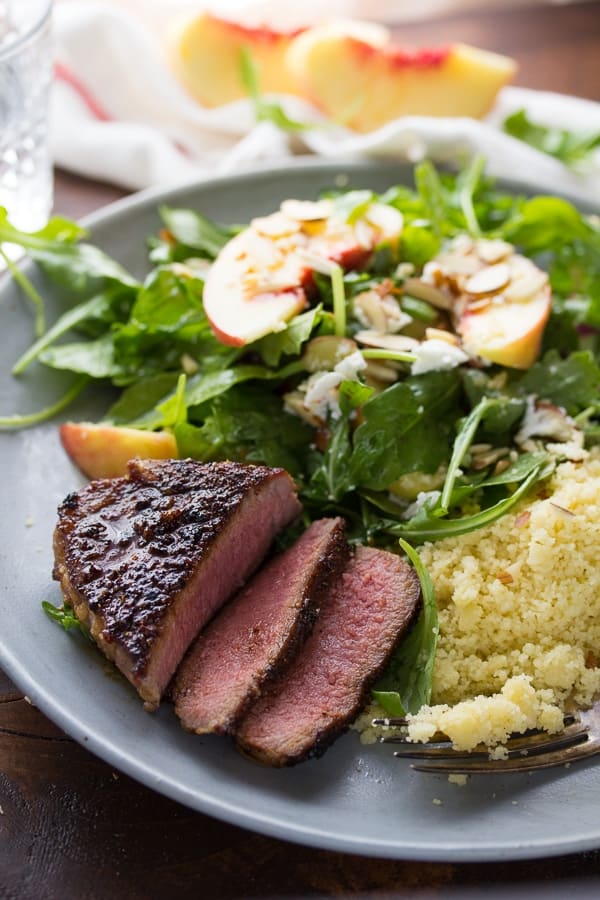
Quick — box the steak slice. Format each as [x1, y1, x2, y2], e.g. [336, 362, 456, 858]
[52, 458, 301, 709]
[173, 517, 348, 735]
[235, 545, 421, 766]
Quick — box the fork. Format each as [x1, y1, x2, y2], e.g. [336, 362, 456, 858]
[372, 701, 600, 774]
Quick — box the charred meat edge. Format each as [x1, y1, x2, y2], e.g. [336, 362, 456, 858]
[53, 459, 301, 709]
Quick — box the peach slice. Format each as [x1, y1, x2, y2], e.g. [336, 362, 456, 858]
[60, 423, 178, 480]
[202, 199, 403, 347]
[165, 12, 301, 107]
[287, 28, 517, 132]
[458, 288, 551, 370]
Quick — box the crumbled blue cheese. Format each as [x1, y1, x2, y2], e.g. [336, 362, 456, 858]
[334, 350, 368, 380]
[410, 339, 468, 375]
[516, 396, 587, 461]
[302, 351, 367, 422]
[303, 371, 344, 421]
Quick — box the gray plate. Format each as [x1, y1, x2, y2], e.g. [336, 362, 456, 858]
[1, 159, 599, 862]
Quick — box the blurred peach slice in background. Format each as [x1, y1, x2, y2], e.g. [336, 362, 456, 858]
[287, 27, 517, 131]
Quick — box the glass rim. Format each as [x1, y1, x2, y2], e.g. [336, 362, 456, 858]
[0, 0, 53, 62]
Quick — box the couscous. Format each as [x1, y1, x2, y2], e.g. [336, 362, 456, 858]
[361, 449, 600, 752]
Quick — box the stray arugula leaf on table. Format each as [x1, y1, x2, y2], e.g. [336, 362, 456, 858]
[239, 46, 312, 132]
[503, 108, 600, 168]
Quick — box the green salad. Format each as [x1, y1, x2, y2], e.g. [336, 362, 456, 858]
[3, 158, 600, 715]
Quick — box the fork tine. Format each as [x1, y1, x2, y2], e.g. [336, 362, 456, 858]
[385, 722, 589, 759]
[374, 712, 577, 733]
[411, 735, 597, 774]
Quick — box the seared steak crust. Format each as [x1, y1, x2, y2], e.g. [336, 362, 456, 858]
[235, 545, 421, 767]
[53, 458, 301, 707]
[174, 517, 349, 735]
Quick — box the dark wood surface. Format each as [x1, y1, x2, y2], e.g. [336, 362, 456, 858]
[2, 3, 600, 897]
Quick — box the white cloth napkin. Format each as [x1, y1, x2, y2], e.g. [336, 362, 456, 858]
[51, 2, 600, 202]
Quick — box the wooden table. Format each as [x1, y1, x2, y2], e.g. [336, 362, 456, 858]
[2, 2, 600, 897]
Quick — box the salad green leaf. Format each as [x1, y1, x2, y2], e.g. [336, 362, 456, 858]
[42, 601, 88, 635]
[239, 46, 312, 133]
[503, 108, 600, 168]
[372, 540, 438, 716]
[157, 206, 233, 259]
[349, 371, 461, 490]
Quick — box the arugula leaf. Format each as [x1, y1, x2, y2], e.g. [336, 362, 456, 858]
[175, 385, 313, 476]
[42, 600, 88, 635]
[158, 206, 232, 259]
[455, 153, 486, 238]
[478, 451, 548, 487]
[440, 396, 498, 512]
[39, 333, 126, 380]
[399, 225, 440, 268]
[105, 373, 181, 427]
[0, 209, 86, 247]
[372, 540, 438, 716]
[254, 306, 323, 367]
[306, 382, 373, 504]
[349, 371, 461, 490]
[12, 286, 134, 374]
[0, 376, 89, 429]
[388, 460, 552, 543]
[127, 266, 205, 332]
[239, 47, 311, 132]
[0, 244, 47, 337]
[511, 350, 600, 415]
[31, 241, 139, 293]
[111, 266, 219, 378]
[331, 190, 374, 224]
[414, 160, 447, 237]
[503, 108, 600, 168]
[185, 364, 296, 409]
[308, 415, 354, 503]
[157, 373, 188, 429]
[503, 195, 590, 255]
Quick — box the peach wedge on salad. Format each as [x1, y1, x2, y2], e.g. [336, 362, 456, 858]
[202, 197, 404, 347]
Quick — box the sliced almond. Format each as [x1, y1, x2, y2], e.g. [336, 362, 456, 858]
[476, 238, 513, 264]
[252, 212, 301, 239]
[180, 352, 199, 375]
[403, 277, 454, 310]
[280, 199, 332, 222]
[437, 255, 481, 277]
[450, 234, 475, 255]
[296, 248, 339, 276]
[283, 390, 322, 427]
[354, 218, 375, 250]
[364, 203, 404, 241]
[425, 327, 460, 346]
[464, 263, 511, 296]
[504, 263, 548, 303]
[395, 262, 415, 279]
[354, 290, 388, 332]
[364, 360, 399, 383]
[354, 330, 420, 352]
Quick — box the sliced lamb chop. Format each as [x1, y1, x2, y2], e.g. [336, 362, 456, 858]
[173, 517, 348, 735]
[52, 458, 301, 709]
[235, 545, 421, 766]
